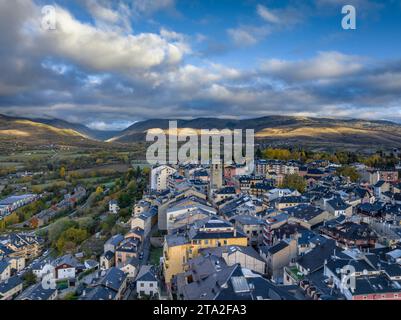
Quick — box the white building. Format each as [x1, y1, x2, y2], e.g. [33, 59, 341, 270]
[136, 265, 159, 298]
[165, 197, 216, 231]
[150, 165, 177, 192]
[0, 194, 39, 217]
[52, 254, 78, 280]
[109, 200, 120, 214]
[264, 188, 299, 202]
[31, 261, 55, 279]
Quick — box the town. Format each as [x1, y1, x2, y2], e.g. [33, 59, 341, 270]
[2, 147, 401, 301]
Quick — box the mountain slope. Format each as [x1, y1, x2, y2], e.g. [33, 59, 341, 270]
[2, 113, 401, 151]
[108, 116, 401, 150]
[32, 118, 119, 141]
[0, 114, 108, 150]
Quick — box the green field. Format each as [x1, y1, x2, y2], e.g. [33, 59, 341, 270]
[149, 246, 163, 266]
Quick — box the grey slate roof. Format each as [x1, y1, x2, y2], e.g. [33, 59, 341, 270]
[0, 260, 10, 273]
[100, 267, 127, 292]
[105, 234, 124, 247]
[200, 245, 265, 263]
[52, 254, 79, 268]
[0, 276, 23, 295]
[297, 239, 347, 273]
[283, 204, 324, 221]
[81, 286, 117, 300]
[136, 265, 158, 282]
[17, 283, 56, 300]
[103, 250, 114, 260]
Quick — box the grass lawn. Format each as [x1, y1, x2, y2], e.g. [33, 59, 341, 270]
[149, 246, 163, 266]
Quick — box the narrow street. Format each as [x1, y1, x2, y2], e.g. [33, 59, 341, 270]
[124, 224, 160, 300]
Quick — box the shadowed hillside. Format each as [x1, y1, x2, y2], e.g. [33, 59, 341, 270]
[107, 116, 401, 151]
[0, 114, 110, 151]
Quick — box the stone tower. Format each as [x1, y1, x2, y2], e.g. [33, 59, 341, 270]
[210, 163, 223, 190]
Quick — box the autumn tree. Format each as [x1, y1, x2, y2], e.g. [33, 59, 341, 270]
[280, 174, 307, 193]
[337, 166, 360, 182]
[56, 227, 88, 253]
[96, 186, 104, 194]
[59, 167, 66, 179]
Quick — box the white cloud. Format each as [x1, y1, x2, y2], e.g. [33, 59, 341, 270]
[133, 0, 176, 14]
[1, 0, 401, 125]
[87, 120, 135, 131]
[227, 25, 271, 47]
[257, 4, 280, 24]
[257, 3, 305, 27]
[85, 0, 120, 23]
[261, 51, 364, 82]
[34, 6, 190, 72]
[227, 28, 258, 46]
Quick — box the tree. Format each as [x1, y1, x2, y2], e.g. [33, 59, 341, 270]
[100, 215, 118, 234]
[59, 167, 66, 179]
[143, 167, 151, 177]
[56, 227, 88, 253]
[127, 181, 137, 193]
[118, 192, 132, 209]
[78, 217, 97, 234]
[337, 166, 360, 182]
[119, 208, 131, 221]
[255, 148, 263, 159]
[95, 186, 104, 195]
[134, 166, 142, 179]
[22, 270, 37, 287]
[263, 148, 292, 161]
[4, 212, 19, 226]
[280, 174, 307, 193]
[48, 218, 78, 244]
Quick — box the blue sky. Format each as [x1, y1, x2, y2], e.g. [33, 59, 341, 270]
[1, 0, 401, 130]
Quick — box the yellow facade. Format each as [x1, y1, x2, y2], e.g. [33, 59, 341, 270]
[163, 236, 248, 284]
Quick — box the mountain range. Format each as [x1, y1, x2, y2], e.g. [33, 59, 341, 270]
[2, 113, 401, 151]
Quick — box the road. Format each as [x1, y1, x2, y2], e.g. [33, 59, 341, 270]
[17, 248, 53, 278]
[124, 224, 159, 300]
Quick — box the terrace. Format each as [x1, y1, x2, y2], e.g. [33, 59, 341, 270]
[285, 265, 305, 282]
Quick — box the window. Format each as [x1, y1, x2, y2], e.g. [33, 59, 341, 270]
[140, 283, 144, 287]
[150, 283, 154, 287]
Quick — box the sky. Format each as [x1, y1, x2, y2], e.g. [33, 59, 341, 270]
[1, 0, 401, 130]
